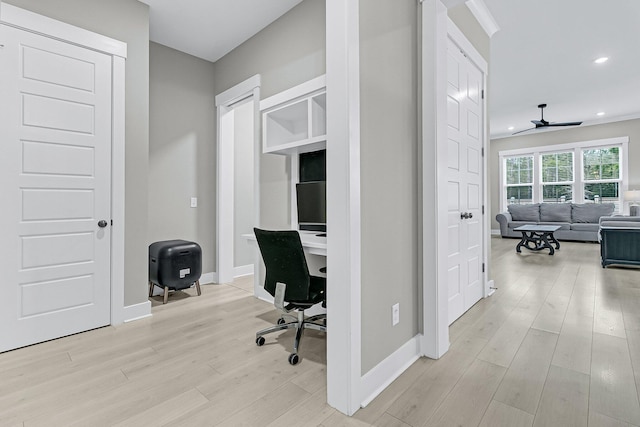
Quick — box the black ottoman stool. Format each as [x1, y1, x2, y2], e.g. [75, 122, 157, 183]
[149, 240, 202, 304]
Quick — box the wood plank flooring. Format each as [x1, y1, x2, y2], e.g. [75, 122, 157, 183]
[2, 236, 640, 426]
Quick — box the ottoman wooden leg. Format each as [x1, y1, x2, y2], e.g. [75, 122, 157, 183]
[148, 281, 154, 297]
[195, 280, 201, 296]
[163, 286, 169, 304]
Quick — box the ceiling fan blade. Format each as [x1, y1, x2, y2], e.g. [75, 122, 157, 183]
[512, 127, 536, 135]
[547, 121, 583, 127]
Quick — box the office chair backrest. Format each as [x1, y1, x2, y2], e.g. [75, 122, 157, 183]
[253, 228, 311, 302]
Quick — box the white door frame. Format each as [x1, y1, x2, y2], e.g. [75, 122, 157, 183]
[326, 0, 362, 415]
[0, 3, 128, 325]
[420, 1, 490, 358]
[215, 75, 261, 284]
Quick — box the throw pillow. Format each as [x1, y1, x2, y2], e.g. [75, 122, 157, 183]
[507, 203, 540, 222]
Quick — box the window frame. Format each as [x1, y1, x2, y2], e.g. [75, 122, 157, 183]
[499, 137, 629, 213]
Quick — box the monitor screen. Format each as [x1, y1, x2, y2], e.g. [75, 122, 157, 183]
[296, 181, 326, 227]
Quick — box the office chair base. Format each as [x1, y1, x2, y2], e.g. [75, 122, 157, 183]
[255, 309, 326, 364]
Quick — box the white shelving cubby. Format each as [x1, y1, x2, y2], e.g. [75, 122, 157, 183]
[260, 75, 326, 156]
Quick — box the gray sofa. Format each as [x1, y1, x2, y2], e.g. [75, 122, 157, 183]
[496, 203, 615, 242]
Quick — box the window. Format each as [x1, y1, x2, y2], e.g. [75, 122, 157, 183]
[499, 137, 628, 212]
[505, 155, 533, 204]
[583, 146, 621, 209]
[541, 152, 573, 203]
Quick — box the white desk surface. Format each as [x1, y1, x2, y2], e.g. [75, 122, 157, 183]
[242, 230, 327, 256]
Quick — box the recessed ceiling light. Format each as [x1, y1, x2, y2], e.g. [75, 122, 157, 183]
[594, 57, 609, 64]
[508, 126, 514, 131]
[597, 111, 605, 116]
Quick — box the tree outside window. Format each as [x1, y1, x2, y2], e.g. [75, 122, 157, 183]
[505, 156, 533, 204]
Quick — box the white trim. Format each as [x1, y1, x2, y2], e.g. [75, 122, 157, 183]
[464, 0, 499, 38]
[421, 0, 450, 360]
[215, 75, 261, 285]
[234, 264, 254, 278]
[326, 0, 362, 415]
[491, 229, 501, 235]
[122, 301, 152, 323]
[110, 56, 127, 325]
[259, 75, 326, 111]
[0, 3, 127, 57]
[360, 335, 422, 408]
[498, 136, 629, 157]
[1, 4, 128, 327]
[215, 74, 261, 107]
[200, 272, 217, 285]
[447, 17, 487, 72]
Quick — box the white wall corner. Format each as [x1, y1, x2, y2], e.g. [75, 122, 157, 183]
[200, 272, 217, 285]
[360, 335, 422, 408]
[465, 0, 500, 38]
[122, 300, 151, 323]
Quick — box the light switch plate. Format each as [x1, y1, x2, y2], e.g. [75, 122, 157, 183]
[190, 197, 198, 208]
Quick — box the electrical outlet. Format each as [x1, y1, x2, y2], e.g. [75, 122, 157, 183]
[392, 303, 400, 326]
[190, 197, 198, 208]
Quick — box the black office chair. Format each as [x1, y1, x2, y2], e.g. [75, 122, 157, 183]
[253, 228, 326, 365]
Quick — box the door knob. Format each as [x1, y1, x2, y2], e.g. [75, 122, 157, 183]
[98, 220, 108, 228]
[460, 212, 469, 219]
[468, 213, 473, 219]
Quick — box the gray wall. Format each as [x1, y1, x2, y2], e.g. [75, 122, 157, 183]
[214, 0, 326, 230]
[490, 118, 640, 231]
[4, 0, 151, 306]
[359, 0, 419, 374]
[148, 42, 216, 274]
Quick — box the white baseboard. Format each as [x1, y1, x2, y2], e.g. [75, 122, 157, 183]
[491, 229, 501, 235]
[360, 334, 422, 408]
[200, 272, 217, 284]
[122, 300, 151, 323]
[234, 264, 254, 278]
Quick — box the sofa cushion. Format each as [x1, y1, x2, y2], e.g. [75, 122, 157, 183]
[540, 203, 572, 222]
[507, 204, 540, 222]
[539, 221, 571, 231]
[571, 203, 615, 223]
[571, 223, 599, 232]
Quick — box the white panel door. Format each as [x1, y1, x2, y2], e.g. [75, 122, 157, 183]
[0, 24, 112, 352]
[446, 37, 484, 325]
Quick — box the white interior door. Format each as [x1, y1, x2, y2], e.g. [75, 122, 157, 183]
[446, 37, 484, 325]
[0, 24, 112, 352]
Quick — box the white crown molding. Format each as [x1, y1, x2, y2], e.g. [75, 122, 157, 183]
[465, 0, 499, 38]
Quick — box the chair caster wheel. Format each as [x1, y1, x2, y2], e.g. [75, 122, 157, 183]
[288, 353, 299, 365]
[256, 336, 265, 346]
[277, 318, 285, 325]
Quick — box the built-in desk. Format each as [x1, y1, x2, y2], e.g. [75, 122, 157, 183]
[242, 231, 327, 256]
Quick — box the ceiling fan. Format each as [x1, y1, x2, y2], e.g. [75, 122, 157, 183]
[513, 103, 583, 135]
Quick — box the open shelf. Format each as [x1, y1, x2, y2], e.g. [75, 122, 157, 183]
[261, 75, 326, 156]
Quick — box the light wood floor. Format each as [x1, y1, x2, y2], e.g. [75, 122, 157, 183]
[2, 236, 640, 426]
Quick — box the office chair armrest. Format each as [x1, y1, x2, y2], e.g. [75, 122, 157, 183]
[275, 282, 290, 312]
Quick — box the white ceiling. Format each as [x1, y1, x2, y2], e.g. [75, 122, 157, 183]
[141, 0, 640, 140]
[484, 0, 640, 139]
[139, 0, 303, 62]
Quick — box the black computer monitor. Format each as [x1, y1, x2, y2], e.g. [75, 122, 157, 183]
[296, 181, 326, 232]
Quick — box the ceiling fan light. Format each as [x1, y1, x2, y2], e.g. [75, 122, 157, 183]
[594, 57, 609, 64]
[597, 111, 605, 116]
[507, 126, 514, 131]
